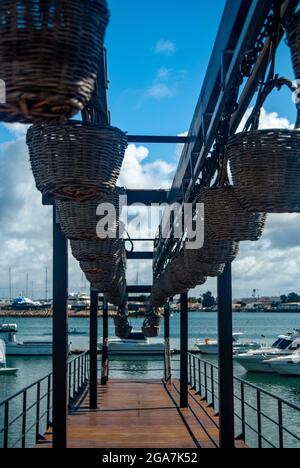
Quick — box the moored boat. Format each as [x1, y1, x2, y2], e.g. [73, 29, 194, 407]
[234, 330, 300, 373]
[266, 351, 300, 376]
[0, 339, 18, 375]
[98, 331, 165, 356]
[0, 324, 53, 356]
[195, 333, 260, 355]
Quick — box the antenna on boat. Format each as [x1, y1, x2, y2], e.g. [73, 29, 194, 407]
[25, 273, 29, 297]
[8, 267, 12, 301]
[45, 267, 48, 301]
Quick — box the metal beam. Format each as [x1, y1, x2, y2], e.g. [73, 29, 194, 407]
[218, 263, 235, 449]
[126, 252, 154, 260]
[126, 286, 152, 294]
[101, 298, 109, 385]
[52, 207, 68, 449]
[89, 288, 99, 409]
[126, 189, 168, 205]
[154, 0, 294, 274]
[127, 135, 192, 144]
[180, 293, 189, 408]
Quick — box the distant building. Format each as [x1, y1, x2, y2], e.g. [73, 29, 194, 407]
[277, 302, 300, 311]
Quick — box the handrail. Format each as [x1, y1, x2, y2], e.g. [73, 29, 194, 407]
[0, 352, 89, 449]
[188, 352, 300, 448]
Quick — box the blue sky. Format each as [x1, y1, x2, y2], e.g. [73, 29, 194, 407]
[104, 0, 296, 164]
[0, 1, 300, 299]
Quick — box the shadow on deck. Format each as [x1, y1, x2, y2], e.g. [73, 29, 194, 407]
[37, 379, 247, 449]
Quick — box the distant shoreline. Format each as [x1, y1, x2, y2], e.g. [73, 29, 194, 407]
[0, 309, 299, 318]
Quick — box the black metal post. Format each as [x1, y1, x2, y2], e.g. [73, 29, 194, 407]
[101, 298, 109, 385]
[90, 288, 99, 409]
[217, 262, 235, 449]
[180, 292, 189, 408]
[164, 303, 172, 383]
[52, 206, 68, 449]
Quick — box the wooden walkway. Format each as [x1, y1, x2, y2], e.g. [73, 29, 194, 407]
[37, 380, 246, 449]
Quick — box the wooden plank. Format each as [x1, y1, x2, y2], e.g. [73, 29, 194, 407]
[37, 380, 248, 449]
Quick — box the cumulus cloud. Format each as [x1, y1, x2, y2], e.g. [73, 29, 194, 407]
[154, 39, 176, 56]
[0, 107, 299, 300]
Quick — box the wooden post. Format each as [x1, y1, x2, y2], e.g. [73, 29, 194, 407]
[218, 262, 235, 448]
[180, 292, 189, 408]
[90, 288, 99, 409]
[52, 206, 68, 449]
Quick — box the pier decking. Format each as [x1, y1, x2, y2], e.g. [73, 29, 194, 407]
[37, 380, 246, 449]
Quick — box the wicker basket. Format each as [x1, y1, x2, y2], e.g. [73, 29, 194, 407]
[114, 315, 132, 339]
[197, 187, 266, 241]
[287, 10, 300, 79]
[0, 0, 109, 123]
[71, 238, 123, 262]
[227, 130, 300, 213]
[57, 190, 125, 240]
[27, 123, 127, 201]
[184, 251, 225, 278]
[142, 313, 162, 338]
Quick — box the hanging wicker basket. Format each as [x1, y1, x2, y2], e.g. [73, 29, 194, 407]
[197, 187, 266, 241]
[57, 190, 125, 240]
[287, 10, 300, 80]
[71, 239, 123, 262]
[114, 315, 132, 339]
[227, 129, 300, 213]
[0, 0, 109, 123]
[27, 123, 127, 201]
[184, 250, 224, 278]
[142, 313, 162, 338]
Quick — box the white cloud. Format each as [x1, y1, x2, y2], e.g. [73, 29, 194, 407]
[238, 107, 293, 132]
[118, 144, 175, 189]
[154, 39, 176, 56]
[147, 83, 174, 100]
[3, 122, 30, 137]
[0, 107, 299, 300]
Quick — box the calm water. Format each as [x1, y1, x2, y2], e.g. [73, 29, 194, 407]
[1, 312, 300, 448]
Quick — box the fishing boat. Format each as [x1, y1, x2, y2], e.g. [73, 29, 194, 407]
[0, 339, 18, 375]
[266, 351, 300, 376]
[0, 324, 53, 356]
[234, 330, 300, 373]
[195, 333, 260, 355]
[98, 331, 165, 356]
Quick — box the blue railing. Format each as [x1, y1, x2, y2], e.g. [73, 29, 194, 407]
[188, 353, 300, 449]
[0, 352, 89, 449]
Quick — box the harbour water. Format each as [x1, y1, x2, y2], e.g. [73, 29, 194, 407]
[1, 312, 300, 448]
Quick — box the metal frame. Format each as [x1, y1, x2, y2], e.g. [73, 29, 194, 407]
[180, 293, 189, 408]
[101, 298, 109, 385]
[188, 353, 300, 449]
[89, 289, 99, 409]
[52, 206, 68, 449]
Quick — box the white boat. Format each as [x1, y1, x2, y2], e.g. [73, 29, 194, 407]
[234, 330, 300, 373]
[0, 339, 18, 375]
[98, 332, 165, 356]
[0, 324, 53, 356]
[196, 333, 260, 355]
[266, 351, 300, 376]
[68, 293, 90, 311]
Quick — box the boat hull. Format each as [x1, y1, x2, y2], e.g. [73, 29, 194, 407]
[0, 368, 18, 375]
[234, 355, 277, 373]
[5, 344, 53, 356]
[268, 363, 300, 376]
